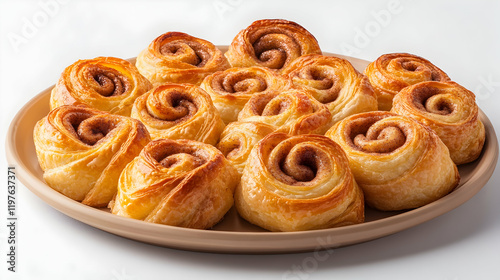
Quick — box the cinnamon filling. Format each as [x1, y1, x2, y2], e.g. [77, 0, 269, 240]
[87, 66, 128, 97]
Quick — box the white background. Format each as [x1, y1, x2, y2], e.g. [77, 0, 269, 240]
[1, 0, 500, 279]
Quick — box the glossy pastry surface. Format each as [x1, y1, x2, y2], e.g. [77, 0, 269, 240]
[216, 121, 275, 178]
[136, 32, 230, 85]
[364, 53, 450, 111]
[282, 54, 377, 127]
[326, 111, 459, 211]
[235, 133, 364, 231]
[131, 83, 225, 145]
[200, 66, 290, 123]
[225, 19, 322, 72]
[50, 57, 153, 116]
[111, 139, 239, 229]
[33, 105, 151, 207]
[237, 89, 332, 135]
[391, 81, 485, 165]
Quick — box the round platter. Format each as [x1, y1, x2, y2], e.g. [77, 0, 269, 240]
[5, 50, 499, 254]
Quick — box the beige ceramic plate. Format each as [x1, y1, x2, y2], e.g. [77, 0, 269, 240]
[5, 50, 499, 254]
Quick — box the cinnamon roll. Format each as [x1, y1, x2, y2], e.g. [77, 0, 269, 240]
[50, 57, 153, 116]
[282, 54, 377, 127]
[225, 19, 322, 72]
[216, 121, 276, 178]
[200, 66, 291, 123]
[325, 111, 459, 211]
[237, 89, 332, 135]
[235, 133, 364, 232]
[111, 139, 239, 229]
[364, 53, 450, 111]
[391, 81, 485, 165]
[130, 83, 225, 145]
[136, 32, 230, 85]
[33, 105, 151, 207]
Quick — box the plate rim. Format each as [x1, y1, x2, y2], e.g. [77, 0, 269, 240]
[5, 51, 499, 254]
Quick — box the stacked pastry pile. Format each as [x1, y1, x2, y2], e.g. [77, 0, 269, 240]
[33, 19, 485, 232]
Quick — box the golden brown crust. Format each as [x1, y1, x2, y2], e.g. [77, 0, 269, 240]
[136, 32, 230, 85]
[130, 83, 225, 145]
[235, 133, 364, 231]
[33, 105, 151, 207]
[111, 139, 239, 229]
[200, 66, 291, 123]
[364, 53, 450, 111]
[50, 57, 153, 116]
[216, 121, 276, 178]
[325, 111, 460, 211]
[237, 89, 332, 135]
[225, 19, 322, 72]
[391, 81, 485, 165]
[282, 54, 377, 127]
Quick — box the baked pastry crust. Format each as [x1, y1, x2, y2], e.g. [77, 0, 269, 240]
[216, 121, 276, 178]
[237, 89, 332, 135]
[282, 54, 377, 127]
[325, 111, 460, 211]
[225, 19, 322, 72]
[130, 83, 225, 145]
[111, 139, 239, 229]
[364, 53, 450, 111]
[391, 81, 485, 165]
[136, 32, 230, 85]
[200, 66, 290, 123]
[50, 57, 153, 116]
[33, 105, 151, 207]
[235, 133, 364, 231]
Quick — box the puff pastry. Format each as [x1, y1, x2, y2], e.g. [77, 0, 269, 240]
[33, 105, 151, 207]
[235, 133, 364, 231]
[136, 32, 230, 85]
[392, 81, 485, 165]
[237, 89, 332, 135]
[111, 139, 239, 229]
[282, 54, 377, 127]
[326, 111, 459, 211]
[364, 53, 450, 111]
[216, 121, 276, 178]
[200, 66, 290, 123]
[225, 19, 322, 72]
[50, 57, 153, 116]
[130, 83, 225, 145]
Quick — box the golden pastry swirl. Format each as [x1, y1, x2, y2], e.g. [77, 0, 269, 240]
[136, 32, 230, 85]
[364, 53, 450, 111]
[111, 139, 239, 229]
[325, 111, 460, 211]
[33, 105, 151, 207]
[216, 121, 276, 178]
[282, 54, 377, 127]
[131, 83, 225, 145]
[235, 133, 364, 231]
[50, 57, 153, 116]
[200, 66, 291, 123]
[225, 19, 322, 72]
[391, 81, 485, 165]
[237, 89, 332, 135]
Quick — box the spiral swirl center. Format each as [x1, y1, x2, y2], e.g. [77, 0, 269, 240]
[147, 90, 197, 122]
[147, 141, 207, 171]
[63, 112, 118, 145]
[296, 66, 341, 104]
[261, 96, 291, 116]
[87, 66, 128, 97]
[252, 33, 299, 69]
[160, 41, 211, 67]
[281, 146, 317, 182]
[350, 120, 407, 153]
